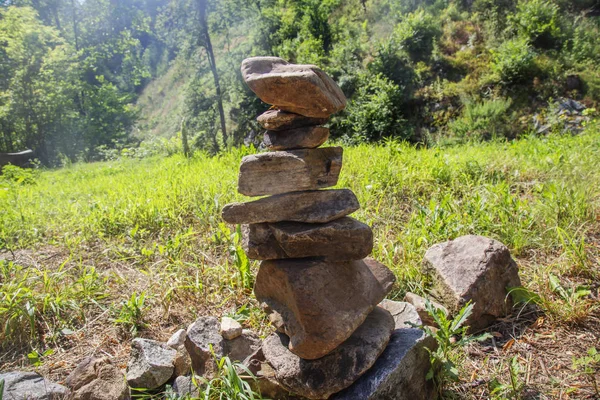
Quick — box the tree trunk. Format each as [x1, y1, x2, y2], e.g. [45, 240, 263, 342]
[181, 118, 190, 158]
[197, 0, 228, 148]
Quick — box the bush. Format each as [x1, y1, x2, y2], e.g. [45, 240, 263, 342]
[335, 72, 411, 142]
[394, 10, 442, 62]
[491, 38, 537, 84]
[509, 0, 564, 49]
[368, 40, 418, 96]
[447, 97, 513, 140]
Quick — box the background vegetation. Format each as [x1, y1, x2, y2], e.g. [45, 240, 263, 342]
[2, 0, 600, 163]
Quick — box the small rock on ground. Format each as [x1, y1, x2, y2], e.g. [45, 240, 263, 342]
[166, 329, 187, 349]
[126, 338, 176, 390]
[65, 357, 130, 400]
[220, 317, 243, 340]
[404, 292, 448, 327]
[185, 316, 225, 377]
[0, 371, 69, 400]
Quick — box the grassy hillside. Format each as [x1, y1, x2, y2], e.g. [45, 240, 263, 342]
[1, 122, 599, 397]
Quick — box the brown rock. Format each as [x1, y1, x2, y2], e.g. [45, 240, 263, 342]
[262, 307, 395, 399]
[66, 357, 130, 400]
[424, 235, 522, 331]
[225, 329, 261, 362]
[257, 110, 327, 131]
[222, 189, 359, 225]
[243, 217, 373, 261]
[238, 147, 343, 197]
[264, 126, 329, 151]
[403, 292, 448, 328]
[241, 57, 346, 118]
[254, 258, 396, 360]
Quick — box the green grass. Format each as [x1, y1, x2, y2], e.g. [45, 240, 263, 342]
[1, 123, 599, 397]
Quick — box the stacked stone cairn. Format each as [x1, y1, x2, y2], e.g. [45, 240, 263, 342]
[222, 57, 410, 399]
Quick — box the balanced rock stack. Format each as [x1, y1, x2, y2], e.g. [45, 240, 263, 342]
[222, 57, 399, 399]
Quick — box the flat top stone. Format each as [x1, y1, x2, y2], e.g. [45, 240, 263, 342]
[0, 371, 69, 400]
[222, 189, 360, 225]
[262, 307, 395, 400]
[238, 147, 343, 197]
[126, 338, 176, 390]
[241, 57, 346, 118]
[220, 317, 243, 340]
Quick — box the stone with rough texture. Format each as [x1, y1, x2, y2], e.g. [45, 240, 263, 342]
[255, 257, 395, 360]
[379, 300, 422, 330]
[225, 329, 261, 362]
[262, 307, 394, 399]
[166, 329, 187, 349]
[185, 316, 225, 377]
[65, 357, 129, 400]
[257, 110, 328, 131]
[241, 57, 346, 118]
[0, 371, 69, 400]
[404, 292, 448, 327]
[238, 147, 342, 197]
[243, 217, 373, 261]
[173, 348, 192, 378]
[220, 317, 243, 340]
[264, 126, 329, 151]
[331, 328, 436, 400]
[424, 235, 521, 330]
[222, 189, 359, 225]
[126, 339, 176, 390]
[172, 376, 200, 398]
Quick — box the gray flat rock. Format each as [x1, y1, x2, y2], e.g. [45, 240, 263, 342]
[264, 126, 329, 151]
[0, 371, 69, 400]
[262, 307, 395, 399]
[331, 328, 436, 400]
[241, 57, 346, 118]
[222, 189, 359, 225]
[379, 300, 422, 329]
[243, 217, 373, 261]
[255, 258, 395, 360]
[238, 147, 343, 197]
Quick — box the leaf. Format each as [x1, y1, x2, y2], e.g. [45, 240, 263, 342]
[450, 301, 474, 332]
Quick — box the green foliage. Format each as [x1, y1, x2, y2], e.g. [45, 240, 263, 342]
[572, 347, 600, 397]
[0, 165, 38, 186]
[27, 348, 54, 367]
[447, 97, 513, 140]
[509, 0, 563, 49]
[337, 72, 410, 142]
[489, 356, 525, 399]
[414, 300, 492, 396]
[394, 9, 442, 62]
[188, 353, 263, 400]
[114, 292, 148, 335]
[491, 38, 536, 84]
[0, 260, 106, 343]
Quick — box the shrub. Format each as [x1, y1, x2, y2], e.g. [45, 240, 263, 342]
[447, 97, 513, 140]
[394, 10, 442, 62]
[368, 40, 418, 96]
[509, 0, 564, 49]
[491, 38, 537, 84]
[335, 72, 411, 142]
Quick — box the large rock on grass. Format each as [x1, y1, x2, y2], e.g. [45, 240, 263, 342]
[264, 126, 329, 151]
[238, 147, 342, 197]
[424, 235, 521, 330]
[185, 317, 225, 377]
[262, 307, 394, 399]
[241, 57, 346, 118]
[222, 189, 359, 225]
[0, 371, 69, 400]
[66, 357, 130, 400]
[255, 257, 395, 360]
[257, 110, 327, 131]
[126, 339, 176, 390]
[243, 217, 373, 261]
